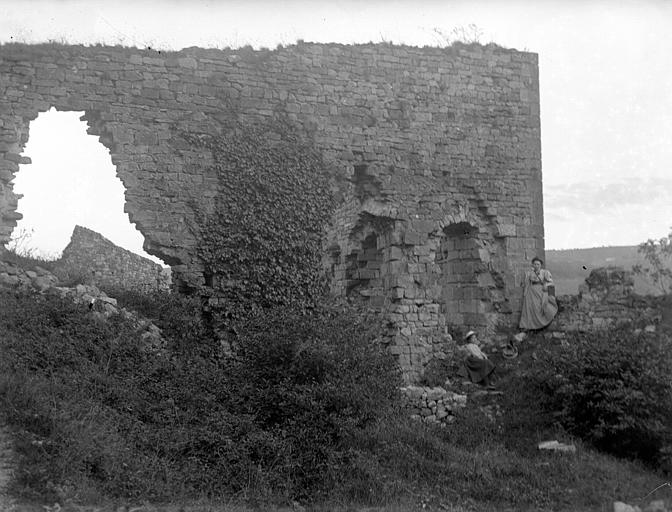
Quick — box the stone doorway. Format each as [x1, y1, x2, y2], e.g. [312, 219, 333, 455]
[438, 222, 489, 331]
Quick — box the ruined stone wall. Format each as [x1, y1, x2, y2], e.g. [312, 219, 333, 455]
[548, 267, 670, 337]
[0, 42, 542, 382]
[56, 225, 170, 291]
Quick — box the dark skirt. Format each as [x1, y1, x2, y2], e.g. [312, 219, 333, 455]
[462, 356, 495, 384]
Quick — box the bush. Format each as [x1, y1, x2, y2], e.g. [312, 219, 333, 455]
[523, 326, 672, 467]
[99, 286, 214, 355]
[0, 287, 403, 504]
[227, 299, 403, 499]
[418, 358, 459, 387]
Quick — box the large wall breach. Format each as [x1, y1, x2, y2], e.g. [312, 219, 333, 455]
[0, 42, 543, 381]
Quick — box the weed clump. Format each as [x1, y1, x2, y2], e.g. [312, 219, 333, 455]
[522, 325, 672, 468]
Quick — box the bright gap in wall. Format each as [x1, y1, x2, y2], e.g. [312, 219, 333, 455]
[12, 108, 164, 265]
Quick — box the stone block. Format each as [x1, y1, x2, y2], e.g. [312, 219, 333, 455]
[413, 245, 431, 256]
[0, 274, 19, 286]
[496, 224, 516, 237]
[403, 231, 423, 246]
[411, 219, 436, 233]
[390, 287, 405, 299]
[388, 246, 404, 261]
[3, 152, 23, 163]
[177, 57, 197, 69]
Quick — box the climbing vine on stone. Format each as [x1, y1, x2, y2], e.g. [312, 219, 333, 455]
[184, 118, 335, 323]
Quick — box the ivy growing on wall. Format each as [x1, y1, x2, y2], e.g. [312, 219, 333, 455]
[183, 117, 336, 324]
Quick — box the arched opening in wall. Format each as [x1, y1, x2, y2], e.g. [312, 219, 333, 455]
[438, 222, 488, 328]
[344, 232, 385, 309]
[11, 108, 162, 265]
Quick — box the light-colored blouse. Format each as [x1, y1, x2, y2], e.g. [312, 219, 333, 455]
[459, 343, 488, 360]
[524, 268, 554, 288]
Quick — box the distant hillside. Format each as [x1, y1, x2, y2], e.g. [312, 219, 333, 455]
[545, 245, 661, 295]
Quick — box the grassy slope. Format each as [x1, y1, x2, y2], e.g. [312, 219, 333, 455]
[0, 287, 668, 512]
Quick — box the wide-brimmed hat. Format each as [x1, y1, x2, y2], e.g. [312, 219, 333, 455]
[464, 330, 477, 341]
[502, 344, 519, 359]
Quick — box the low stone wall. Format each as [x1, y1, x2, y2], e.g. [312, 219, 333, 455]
[0, 258, 58, 291]
[401, 385, 467, 425]
[55, 225, 171, 292]
[549, 267, 669, 335]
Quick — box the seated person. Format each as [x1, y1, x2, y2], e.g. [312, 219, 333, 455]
[457, 330, 496, 387]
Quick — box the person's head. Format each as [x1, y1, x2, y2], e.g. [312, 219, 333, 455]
[531, 257, 543, 272]
[464, 330, 478, 344]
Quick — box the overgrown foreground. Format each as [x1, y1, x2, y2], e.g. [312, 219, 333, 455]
[0, 287, 669, 511]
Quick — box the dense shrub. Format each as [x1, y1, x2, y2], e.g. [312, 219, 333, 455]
[523, 326, 672, 467]
[418, 358, 458, 388]
[0, 288, 402, 504]
[226, 299, 402, 499]
[100, 286, 214, 355]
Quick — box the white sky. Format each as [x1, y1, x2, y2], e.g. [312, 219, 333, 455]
[1, 0, 672, 257]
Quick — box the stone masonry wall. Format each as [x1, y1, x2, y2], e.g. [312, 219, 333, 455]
[55, 225, 170, 292]
[547, 267, 670, 337]
[0, 42, 542, 382]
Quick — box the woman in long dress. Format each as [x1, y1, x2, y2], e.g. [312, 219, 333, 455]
[519, 257, 558, 330]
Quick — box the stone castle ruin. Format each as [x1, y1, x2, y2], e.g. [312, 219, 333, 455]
[0, 42, 542, 381]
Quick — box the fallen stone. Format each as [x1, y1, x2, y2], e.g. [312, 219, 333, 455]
[80, 293, 96, 306]
[32, 276, 53, 291]
[513, 332, 527, 342]
[644, 500, 666, 512]
[47, 287, 70, 298]
[538, 440, 576, 453]
[34, 266, 50, 276]
[0, 274, 19, 286]
[613, 501, 641, 512]
[426, 387, 445, 401]
[97, 296, 118, 306]
[102, 302, 117, 316]
[400, 386, 425, 399]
